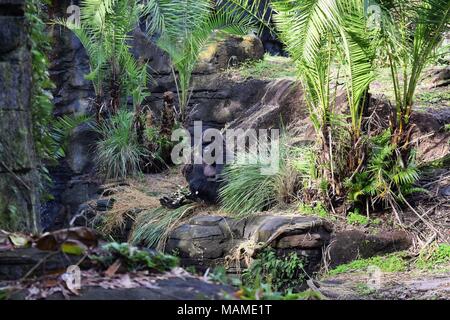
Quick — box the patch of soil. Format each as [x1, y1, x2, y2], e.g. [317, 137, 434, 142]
[317, 270, 450, 300]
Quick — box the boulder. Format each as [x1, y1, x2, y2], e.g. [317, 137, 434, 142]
[196, 35, 264, 72]
[326, 229, 412, 268]
[165, 215, 332, 273]
[0, 247, 81, 281]
[66, 122, 99, 175]
[7, 274, 233, 300]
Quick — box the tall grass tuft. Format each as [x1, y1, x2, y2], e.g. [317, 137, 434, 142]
[130, 203, 198, 250]
[94, 110, 147, 180]
[219, 138, 310, 217]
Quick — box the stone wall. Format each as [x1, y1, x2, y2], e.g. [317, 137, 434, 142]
[0, 0, 40, 232]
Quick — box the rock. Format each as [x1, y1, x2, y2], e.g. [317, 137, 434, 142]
[440, 185, 450, 197]
[0, 247, 81, 281]
[8, 276, 233, 300]
[66, 122, 99, 175]
[0, 0, 41, 232]
[426, 66, 450, 88]
[165, 215, 332, 272]
[326, 230, 412, 268]
[197, 35, 264, 73]
[227, 79, 307, 131]
[48, 0, 94, 117]
[275, 233, 325, 249]
[95, 199, 115, 212]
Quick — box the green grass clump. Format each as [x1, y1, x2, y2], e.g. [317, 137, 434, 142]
[328, 254, 408, 275]
[95, 242, 178, 272]
[219, 138, 314, 217]
[416, 90, 450, 105]
[94, 110, 147, 180]
[416, 244, 450, 270]
[346, 211, 370, 226]
[130, 203, 197, 249]
[298, 202, 329, 219]
[232, 54, 297, 80]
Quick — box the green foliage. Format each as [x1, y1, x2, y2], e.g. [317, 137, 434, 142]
[208, 266, 242, 287]
[130, 203, 197, 249]
[144, 126, 173, 168]
[416, 90, 450, 106]
[219, 140, 304, 217]
[354, 282, 376, 295]
[96, 242, 179, 272]
[55, 0, 150, 113]
[231, 54, 297, 79]
[51, 114, 92, 158]
[346, 209, 370, 225]
[298, 202, 330, 219]
[346, 131, 421, 206]
[0, 288, 8, 300]
[144, 0, 266, 122]
[233, 282, 325, 300]
[94, 111, 147, 180]
[328, 253, 408, 275]
[379, 0, 450, 128]
[26, 0, 57, 163]
[242, 248, 306, 293]
[272, 0, 377, 138]
[416, 244, 450, 270]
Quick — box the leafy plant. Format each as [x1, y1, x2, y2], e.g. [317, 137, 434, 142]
[94, 110, 147, 180]
[144, 0, 269, 123]
[346, 130, 421, 211]
[208, 266, 242, 287]
[298, 202, 330, 219]
[55, 0, 150, 117]
[26, 0, 57, 163]
[268, 0, 380, 199]
[242, 248, 306, 293]
[379, 0, 450, 145]
[51, 114, 93, 158]
[96, 242, 179, 272]
[346, 210, 370, 225]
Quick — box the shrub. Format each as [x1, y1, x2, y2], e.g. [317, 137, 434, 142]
[94, 111, 147, 180]
[242, 248, 306, 293]
[346, 131, 422, 209]
[346, 210, 370, 226]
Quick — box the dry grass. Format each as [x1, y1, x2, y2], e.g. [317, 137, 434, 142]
[93, 183, 162, 236]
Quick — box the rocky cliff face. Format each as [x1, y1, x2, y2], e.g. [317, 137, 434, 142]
[0, 0, 41, 232]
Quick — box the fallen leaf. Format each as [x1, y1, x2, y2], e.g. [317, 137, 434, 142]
[36, 227, 98, 251]
[8, 233, 31, 248]
[61, 240, 87, 256]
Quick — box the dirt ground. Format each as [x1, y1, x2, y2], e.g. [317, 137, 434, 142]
[318, 270, 450, 300]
